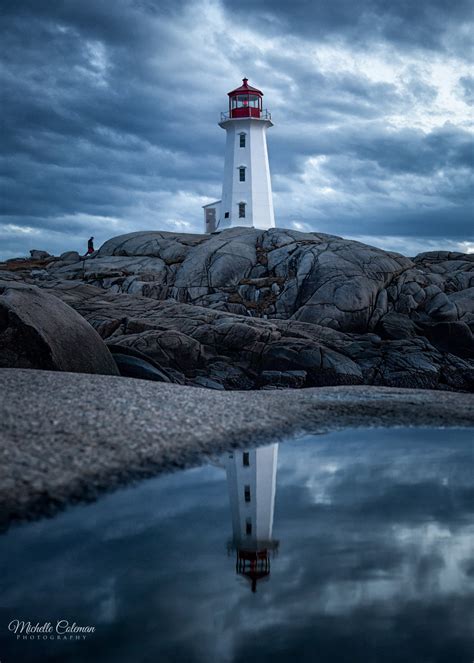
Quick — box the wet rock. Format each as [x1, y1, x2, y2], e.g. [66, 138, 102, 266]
[107, 343, 177, 382]
[111, 353, 171, 382]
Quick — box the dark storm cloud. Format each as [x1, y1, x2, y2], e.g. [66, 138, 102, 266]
[0, 0, 472, 259]
[221, 0, 472, 53]
[273, 122, 473, 175]
[324, 206, 474, 243]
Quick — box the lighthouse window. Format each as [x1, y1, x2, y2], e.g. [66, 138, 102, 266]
[232, 95, 261, 110]
[239, 133, 246, 148]
[243, 452, 250, 466]
[246, 519, 252, 536]
[239, 167, 246, 182]
[244, 485, 251, 502]
[235, 95, 249, 108]
[238, 202, 246, 218]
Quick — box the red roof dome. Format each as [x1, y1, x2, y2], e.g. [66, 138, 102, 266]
[228, 78, 263, 97]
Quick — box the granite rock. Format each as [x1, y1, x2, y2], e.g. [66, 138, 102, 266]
[33, 284, 473, 392]
[0, 280, 119, 375]
[1, 228, 472, 391]
[34, 228, 472, 336]
[30, 250, 51, 260]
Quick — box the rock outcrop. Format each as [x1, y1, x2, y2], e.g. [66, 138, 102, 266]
[30, 281, 472, 392]
[1, 228, 472, 390]
[42, 228, 416, 332]
[0, 280, 119, 376]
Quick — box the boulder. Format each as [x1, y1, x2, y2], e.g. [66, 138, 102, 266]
[0, 281, 119, 375]
[29, 250, 51, 260]
[59, 251, 82, 263]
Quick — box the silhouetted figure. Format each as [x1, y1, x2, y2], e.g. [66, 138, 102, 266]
[87, 237, 95, 254]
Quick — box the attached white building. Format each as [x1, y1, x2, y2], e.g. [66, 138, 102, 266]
[203, 78, 275, 233]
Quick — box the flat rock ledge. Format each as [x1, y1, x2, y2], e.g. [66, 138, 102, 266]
[1, 368, 473, 531]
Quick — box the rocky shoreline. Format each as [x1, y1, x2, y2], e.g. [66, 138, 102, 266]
[1, 369, 473, 531]
[1, 227, 473, 391]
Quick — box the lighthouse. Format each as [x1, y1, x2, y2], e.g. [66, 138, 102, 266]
[225, 444, 279, 592]
[203, 78, 275, 233]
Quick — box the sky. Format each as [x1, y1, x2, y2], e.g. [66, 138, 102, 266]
[0, 0, 473, 260]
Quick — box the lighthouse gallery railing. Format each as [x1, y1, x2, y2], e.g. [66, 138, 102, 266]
[220, 109, 272, 122]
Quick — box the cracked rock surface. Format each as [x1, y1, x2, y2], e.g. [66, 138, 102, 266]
[1, 228, 473, 391]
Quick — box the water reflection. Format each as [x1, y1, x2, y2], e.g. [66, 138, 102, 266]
[225, 445, 279, 592]
[0, 428, 473, 663]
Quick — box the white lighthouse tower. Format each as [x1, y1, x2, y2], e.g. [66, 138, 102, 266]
[203, 78, 275, 233]
[225, 444, 279, 592]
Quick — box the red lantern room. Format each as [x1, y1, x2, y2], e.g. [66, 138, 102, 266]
[228, 78, 263, 118]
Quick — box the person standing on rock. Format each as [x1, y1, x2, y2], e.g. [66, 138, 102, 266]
[87, 237, 95, 254]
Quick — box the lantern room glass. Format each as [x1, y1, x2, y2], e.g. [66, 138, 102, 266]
[230, 95, 262, 111]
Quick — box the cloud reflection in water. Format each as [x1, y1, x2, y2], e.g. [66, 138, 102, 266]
[0, 427, 472, 663]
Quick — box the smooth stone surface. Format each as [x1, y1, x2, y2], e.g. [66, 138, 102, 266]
[0, 368, 473, 529]
[111, 352, 171, 383]
[0, 281, 119, 376]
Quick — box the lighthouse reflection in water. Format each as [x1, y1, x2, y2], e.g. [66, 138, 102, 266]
[225, 444, 279, 592]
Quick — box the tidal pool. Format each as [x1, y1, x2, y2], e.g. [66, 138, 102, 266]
[0, 427, 473, 663]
